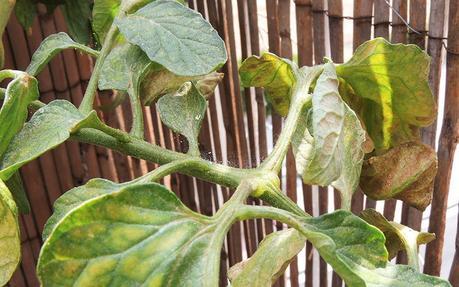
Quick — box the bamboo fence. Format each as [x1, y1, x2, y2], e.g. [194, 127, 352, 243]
[1, 0, 458, 286]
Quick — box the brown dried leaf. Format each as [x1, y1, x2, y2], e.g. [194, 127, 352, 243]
[360, 141, 437, 210]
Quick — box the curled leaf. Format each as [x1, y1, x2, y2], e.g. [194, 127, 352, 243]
[361, 209, 435, 270]
[228, 229, 305, 286]
[26, 32, 99, 76]
[157, 82, 207, 156]
[141, 70, 222, 105]
[0, 100, 100, 180]
[99, 43, 222, 105]
[239, 52, 295, 116]
[336, 38, 436, 151]
[293, 63, 365, 209]
[360, 141, 437, 210]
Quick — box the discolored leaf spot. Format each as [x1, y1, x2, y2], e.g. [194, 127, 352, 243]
[360, 141, 437, 210]
[361, 209, 435, 269]
[157, 82, 207, 156]
[336, 38, 436, 151]
[0, 100, 100, 180]
[0, 179, 21, 286]
[228, 229, 305, 286]
[141, 69, 222, 105]
[239, 52, 295, 116]
[38, 183, 231, 287]
[26, 32, 99, 76]
[293, 63, 365, 209]
[116, 0, 227, 76]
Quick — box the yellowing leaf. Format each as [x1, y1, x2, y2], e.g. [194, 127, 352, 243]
[0, 179, 20, 286]
[336, 38, 436, 151]
[228, 229, 305, 286]
[239, 53, 295, 116]
[360, 141, 437, 211]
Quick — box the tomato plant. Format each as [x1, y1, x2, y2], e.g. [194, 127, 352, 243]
[0, 0, 450, 286]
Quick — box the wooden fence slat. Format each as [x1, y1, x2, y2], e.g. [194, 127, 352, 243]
[327, 2, 345, 286]
[312, 0, 329, 285]
[449, 208, 459, 285]
[294, 0, 315, 285]
[246, 0, 270, 254]
[424, 0, 459, 276]
[236, 0, 261, 257]
[398, 0, 428, 265]
[351, 0, 373, 215]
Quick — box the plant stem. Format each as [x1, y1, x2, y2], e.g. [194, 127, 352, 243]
[127, 79, 144, 139]
[78, 25, 119, 115]
[134, 158, 201, 183]
[259, 67, 321, 173]
[71, 128, 252, 187]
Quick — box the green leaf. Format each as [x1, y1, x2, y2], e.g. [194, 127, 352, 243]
[0, 179, 21, 286]
[0, 73, 39, 157]
[239, 52, 295, 116]
[115, 0, 227, 76]
[157, 82, 207, 156]
[38, 183, 231, 287]
[335, 38, 436, 151]
[26, 32, 99, 76]
[0, 0, 15, 69]
[361, 209, 435, 269]
[0, 73, 38, 213]
[360, 141, 437, 211]
[92, 0, 121, 44]
[228, 229, 305, 286]
[5, 172, 30, 214]
[98, 43, 155, 92]
[42, 178, 126, 241]
[0, 100, 98, 180]
[61, 0, 91, 44]
[292, 63, 365, 209]
[252, 208, 451, 286]
[14, 0, 37, 30]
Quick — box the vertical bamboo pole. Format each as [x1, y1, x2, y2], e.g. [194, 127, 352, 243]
[449, 208, 459, 285]
[351, 0, 373, 215]
[295, 0, 315, 285]
[312, 0, 329, 285]
[399, 0, 427, 244]
[364, 0, 389, 210]
[383, 0, 407, 222]
[424, 0, 459, 276]
[328, 2, 344, 284]
[247, 0, 270, 253]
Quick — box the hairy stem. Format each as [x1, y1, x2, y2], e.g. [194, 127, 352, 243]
[259, 67, 321, 173]
[127, 80, 145, 139]
[134, 158, 202, 183]
[72, 128, 251, 187]
[78, 25, 118, 114]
